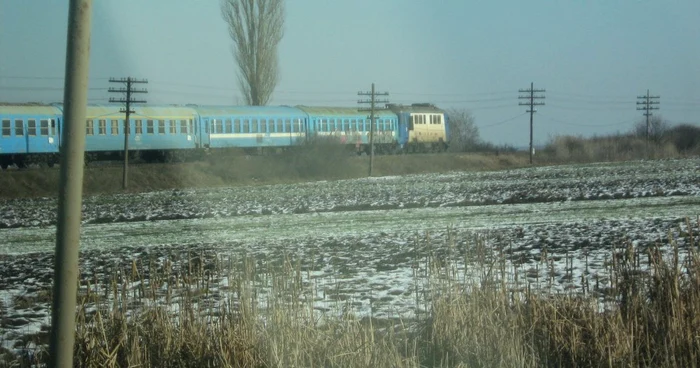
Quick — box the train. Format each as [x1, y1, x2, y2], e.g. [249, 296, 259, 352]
[0, 102, 450, 169]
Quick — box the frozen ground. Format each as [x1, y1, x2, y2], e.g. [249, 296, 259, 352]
[1, 158, 699, 355]
[1, 158, 699, 229]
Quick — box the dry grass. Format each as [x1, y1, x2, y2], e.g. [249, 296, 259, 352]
[4, 221, 700, 367]
[0, 150, 531, 199]
[539, 134, 683, 164]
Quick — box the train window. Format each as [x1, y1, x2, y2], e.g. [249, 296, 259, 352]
[135, 120, 143, 134]
[158, 120, 165, 134]
[97, 119, 106, 135]
[224, 119, 232, 133]
[284, 119, 291, 133]
[188, 120, 193, 134]
[1, 119, 10, 136]
[146, 120, 154, 134]
[180, 120, 188, 134]
[40, 119, 49, 136]
[168, 120, 176, 134]
[233, 119, 240, 133]
[111, 120, 119, 135]
[250, 119, 260, 133]
[14, 120, 23, 136]
[260, 119, 267, 133]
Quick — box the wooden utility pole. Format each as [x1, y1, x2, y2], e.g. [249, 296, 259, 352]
[358, 83, 389, 176]
[109, 77, 147, 189]
[636, 89, 660, 159]
[518, 82, 545, 164]
[49, 1, 92, 366]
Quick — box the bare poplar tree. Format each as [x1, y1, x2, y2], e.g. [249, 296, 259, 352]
[220, 0, 285, 106]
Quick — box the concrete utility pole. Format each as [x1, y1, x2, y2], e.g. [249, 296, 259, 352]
[358, 83, 389, 176]
[636, 89, 660, 158]
[518, 82, 545, 164]
[109, 77, 147, 189]
[48, 0, 92, 367]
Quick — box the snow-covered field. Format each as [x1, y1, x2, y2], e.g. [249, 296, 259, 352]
[1, 158, 699, 354]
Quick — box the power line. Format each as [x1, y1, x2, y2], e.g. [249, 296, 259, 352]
[0, 86, 108, 91]
[546, 104, 631, 112]
[0, 75, 111, 81]
[479, 112, 528, 128]
[538, 112, 634, 128]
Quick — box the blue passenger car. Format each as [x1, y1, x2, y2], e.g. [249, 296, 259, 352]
[193, 105, 308, 150]
[79, 104, 199, 162]
[295, 106, 400, 154]
[0, 104, 62, 168]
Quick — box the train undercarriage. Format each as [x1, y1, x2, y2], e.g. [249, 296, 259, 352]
[0, 139, 448, 170]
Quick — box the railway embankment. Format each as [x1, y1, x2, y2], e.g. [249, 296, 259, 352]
[0, 152, 531, 198]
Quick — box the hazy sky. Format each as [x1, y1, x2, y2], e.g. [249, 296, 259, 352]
[1, 1, 698, 147]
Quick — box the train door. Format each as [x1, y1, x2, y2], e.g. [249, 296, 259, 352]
[398, 112, 410, 146]
[199, 117, 211, 148]
[26, 116, 60, 154]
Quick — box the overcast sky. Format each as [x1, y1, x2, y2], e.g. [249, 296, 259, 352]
[1, 1, 698, 147]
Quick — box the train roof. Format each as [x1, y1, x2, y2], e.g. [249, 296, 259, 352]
[192, 105, 306, 117]
[0, 104, 61, 116]
[295, 106, 397, 118]
[387, 103, 445, 114]
[77, 104, 199, 119]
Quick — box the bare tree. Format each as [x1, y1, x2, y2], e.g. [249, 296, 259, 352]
[221, 0, 285, 106]
[446, 108, 480, 152]
[632, 115, 669, 143]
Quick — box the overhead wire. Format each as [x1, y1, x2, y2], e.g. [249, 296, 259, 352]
[479, 112, 528, 129]
[538, 112, 635, 128]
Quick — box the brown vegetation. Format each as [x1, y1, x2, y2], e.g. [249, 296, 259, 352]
[539, 123, 700, 163]
[4, 224, 700, 367]
[0, 148, 531, 199]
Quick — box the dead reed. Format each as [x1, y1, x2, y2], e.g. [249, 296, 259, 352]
[4, 218, 700, 367]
